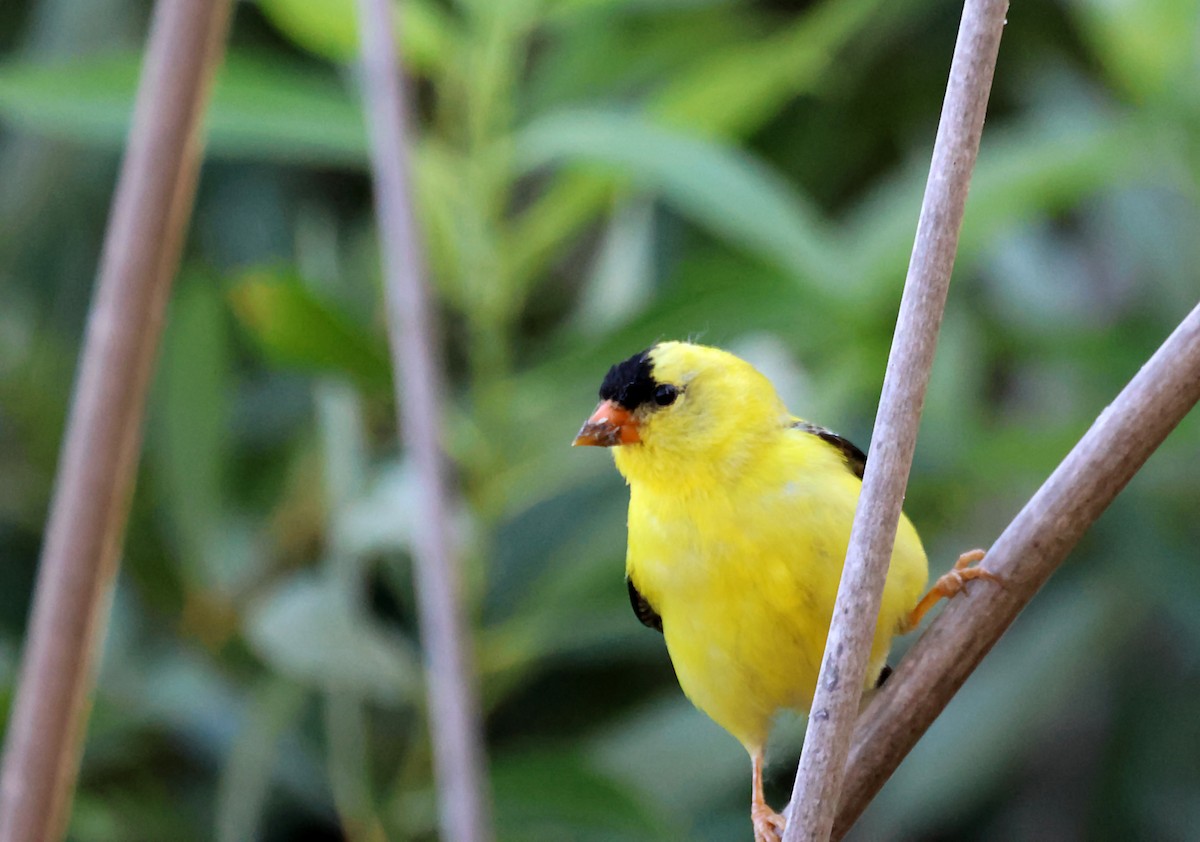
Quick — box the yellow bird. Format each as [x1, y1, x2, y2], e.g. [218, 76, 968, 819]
[574, 341, 991, 842]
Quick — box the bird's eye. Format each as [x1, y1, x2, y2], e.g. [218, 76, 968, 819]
[654, 384, 679, 407]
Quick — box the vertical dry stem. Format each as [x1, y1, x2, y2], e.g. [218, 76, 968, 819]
[783, 1, 1009, 839]
[355, 2, 494, 840]
[0, 2, 232, 840]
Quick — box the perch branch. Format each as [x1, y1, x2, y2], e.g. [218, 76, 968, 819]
[832, 301, 1200, 838]
[783, 0, 1009, 839]
[0, 1, 232, 840]
[355, 2, 494, 840]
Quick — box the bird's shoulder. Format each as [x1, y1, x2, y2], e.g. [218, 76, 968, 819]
[786, 419, 866, 480]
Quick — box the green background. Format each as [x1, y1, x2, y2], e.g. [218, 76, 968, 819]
[1, 0, 1198, 839]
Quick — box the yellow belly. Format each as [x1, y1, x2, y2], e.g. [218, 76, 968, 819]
[626, 457, 927, 751]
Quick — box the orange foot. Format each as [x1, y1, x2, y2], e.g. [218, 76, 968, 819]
[752, 803, 786, 842]
[906, 548, 1002, 630]
[750, 748, 787, 842]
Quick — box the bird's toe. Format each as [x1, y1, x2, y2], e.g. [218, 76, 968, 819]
[751, 804, 786, 842]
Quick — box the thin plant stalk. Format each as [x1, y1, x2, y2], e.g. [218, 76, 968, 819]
[355, 1, 494, 840]
[783, 0, 1009, 839]
[0, 1, 232, 840]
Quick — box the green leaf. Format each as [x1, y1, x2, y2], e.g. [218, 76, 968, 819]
[215, 679, 309, 842]
[492, 749, 678, 841]
[845, 111, 1150, 307]
[588, 697, 746, 828]
[227, 268, 391, 390]
[256, 0, 458, 73]
[244, 574, 420, 703]
[572, 198, 656, 333]
[529, 3, 754, 116]
[545, 0, 736, 15]
[410, 139, 473, 305]
[1068, 0, 1200, 103]
[653, 0, 885, 137]
[152, 277, 233, 592]
[515, 109, 842, 292]
[507, 0, 882, 287]
[0, 52, 366, 164]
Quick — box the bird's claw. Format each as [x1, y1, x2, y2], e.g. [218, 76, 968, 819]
[752, 804, 786, 842]
[943, 548, 1002, 596]
[906, 548, 1002, 631]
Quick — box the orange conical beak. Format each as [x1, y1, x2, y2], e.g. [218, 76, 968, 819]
[572, 400, 640, 447]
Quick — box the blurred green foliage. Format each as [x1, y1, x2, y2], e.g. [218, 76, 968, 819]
[1, 0, 1199, 839]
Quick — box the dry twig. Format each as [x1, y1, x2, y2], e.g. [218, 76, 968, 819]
[355, 2, 494, 840]
[832, 302, 1200, 838]
[783, 1, 1009, 839]
[0, 1, 232, 839]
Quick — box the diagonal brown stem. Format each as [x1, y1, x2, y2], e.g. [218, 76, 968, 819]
[832, 301, 1200, 839]
[0, 2, 232, 840]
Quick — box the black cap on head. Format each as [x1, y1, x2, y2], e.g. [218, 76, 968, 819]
[599, 348, 657, 410]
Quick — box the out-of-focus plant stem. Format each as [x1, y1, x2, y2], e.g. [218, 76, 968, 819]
[783, 1, 1009, 839]
[0, 1, 232, 839]
[832, 301, 1200, 838]
[315, 381, 385, 841]
[355, 1, 494, 841]
[462, 10, 528, 477]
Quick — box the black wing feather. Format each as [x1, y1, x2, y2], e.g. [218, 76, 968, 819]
[627, 577, 663, 632]
[791, 420, 867, 479]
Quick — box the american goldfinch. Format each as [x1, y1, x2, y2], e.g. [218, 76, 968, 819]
[574, 341, 992, 842]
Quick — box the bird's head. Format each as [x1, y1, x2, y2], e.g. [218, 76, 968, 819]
[574, 341, 790, 486]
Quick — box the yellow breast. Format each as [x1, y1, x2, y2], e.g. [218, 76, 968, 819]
[623, 431, 927, 751]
